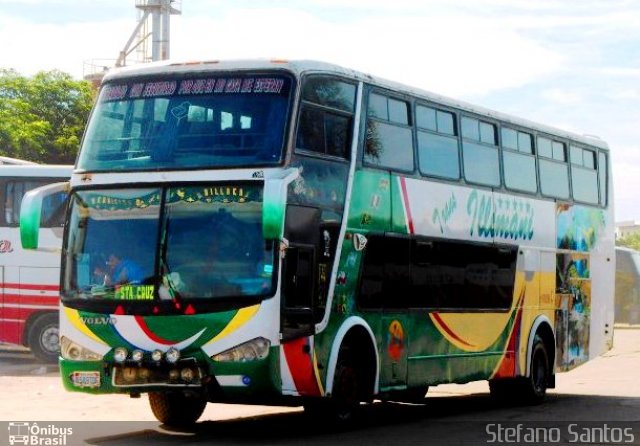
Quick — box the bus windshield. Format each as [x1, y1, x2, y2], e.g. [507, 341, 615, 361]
[62, 183, 276, 304]
[77, 73, 293, 171]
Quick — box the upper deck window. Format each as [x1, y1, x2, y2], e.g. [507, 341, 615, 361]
[364, 93, 414, 172]
[461, 117, 500, 187]
[295, 76, 356, 159]
[416, 105, 459, 179]
[78, 73, 294, 172]
[538, 136, 570, 199]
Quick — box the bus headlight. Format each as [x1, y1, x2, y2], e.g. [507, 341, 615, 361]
[151, 349, 163, 362]
[212, 338, 270, 362]
[131, 349, 144, 363]
[165, 347, 180, 364]
[60, 336, 103, 361]
[113, 347, 128, 363]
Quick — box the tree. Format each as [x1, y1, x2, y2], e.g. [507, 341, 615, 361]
[0, 69, 96, 164]
[617, 231, 640, 251]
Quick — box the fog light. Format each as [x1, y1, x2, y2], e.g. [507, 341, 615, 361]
[151, 350, 163, 362]
[180, 368, 194, 382]
[122, 367, 137, 382]
[131, 349, 144, 363]
[165, 347, 180, 364]
[114, 347, 128, 363]
[168, 369, 179, 380]
[138, 368, 150, 380]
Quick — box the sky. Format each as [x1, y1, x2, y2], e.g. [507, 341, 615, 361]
[1, 0, 639, 221]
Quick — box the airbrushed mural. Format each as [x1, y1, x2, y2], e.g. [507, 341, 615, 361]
[554, 204, 606, 370]
[336, 170, 611, 390]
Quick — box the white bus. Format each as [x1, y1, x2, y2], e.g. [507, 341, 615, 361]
[0, 164, 72, 362]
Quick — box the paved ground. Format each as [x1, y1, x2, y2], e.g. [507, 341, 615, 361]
[1, 329, 638, 445]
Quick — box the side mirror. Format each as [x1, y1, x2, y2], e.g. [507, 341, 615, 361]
[262, 169, 299, 241]
[20, 181, 70, 249]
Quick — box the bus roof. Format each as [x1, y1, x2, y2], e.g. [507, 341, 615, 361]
[0, 164, 73, 178]
[103, 59, 609, 151]
[0, 156, 38, 165]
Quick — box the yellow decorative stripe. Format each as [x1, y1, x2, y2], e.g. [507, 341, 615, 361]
[63, 307, 107, 345]
[312, 350, 325, 396]
[205, 304, 260, 345]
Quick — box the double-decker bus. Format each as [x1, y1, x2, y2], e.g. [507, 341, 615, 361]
[21, 60, 614, 425]
[1, 163, 71, 362]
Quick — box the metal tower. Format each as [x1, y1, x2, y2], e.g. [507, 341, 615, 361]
[116, 0, 182, 67]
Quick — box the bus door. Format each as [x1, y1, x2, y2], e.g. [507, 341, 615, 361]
[379, 233, 411, 389]
[281, 205, 322, 340]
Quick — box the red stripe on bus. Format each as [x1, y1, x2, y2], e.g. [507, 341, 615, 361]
[282, 337, 322, 397]
[399, 177, 415, 234]
[431, 312, 475, 347]
[492, 305, 523, 379]
[134, 316, 174, 345]
[0, 282, 60, 291]
[2, 294, 59, 305]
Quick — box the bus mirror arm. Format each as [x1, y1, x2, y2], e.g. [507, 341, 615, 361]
[279, 237, 289, 259]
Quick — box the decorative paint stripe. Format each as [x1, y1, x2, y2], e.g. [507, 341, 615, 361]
[312, 350, 325, 396]
[399, 176, 415, 234]
[490, 291, 525, 379]
[279, 348, 298, 395]
[2, 294, 59, 304]
[112, 314, 207, 351]
[1, 304, 57, 311]
[430, 312, 476, 348]
[408, 351, 504, 360]
[0, 283, 59, 291]
[204, 304, 260, 346]
[134, 316, 174, 346]
[64, 307, 107, 346]
[282, 337, 323, 397]
[0, 318, 23, 323]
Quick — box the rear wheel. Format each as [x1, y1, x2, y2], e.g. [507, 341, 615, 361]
[520, 336, 550, 404]
[489, 335, 550, 405]
[27, 313, 59, 363]
[148, 391, 207, 427]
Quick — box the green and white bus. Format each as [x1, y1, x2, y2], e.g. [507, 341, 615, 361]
[21, 60, 614, 425]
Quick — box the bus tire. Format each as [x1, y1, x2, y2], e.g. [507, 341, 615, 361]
[518, 335, 550, 404]
[27, 313, 59, 364]
[330, 356, 361, 423]
[148, 391, 207, 427]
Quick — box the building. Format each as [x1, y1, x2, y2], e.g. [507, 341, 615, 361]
[616, 220, 640, 240]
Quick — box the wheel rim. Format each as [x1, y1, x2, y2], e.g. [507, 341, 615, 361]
[41, 326, 60, 354]
[532, 350, 547, 394]
[335, 365, 358, 419]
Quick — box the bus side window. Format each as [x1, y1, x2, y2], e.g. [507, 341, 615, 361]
[295, 75, 356, 160]
[364, 93, 414, 172]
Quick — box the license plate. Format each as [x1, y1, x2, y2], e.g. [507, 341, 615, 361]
[70, 371, 101, 388]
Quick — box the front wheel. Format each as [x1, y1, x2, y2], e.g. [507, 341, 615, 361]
[28, 313, 59, 363]
[304, 355, 365, 424]
[330, 359, 361, 422]
[148, 391, 207, 427]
